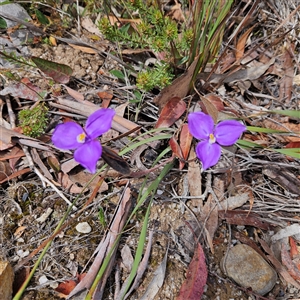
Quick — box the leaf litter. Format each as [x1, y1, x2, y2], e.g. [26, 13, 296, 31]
[0, 1, 300, 300]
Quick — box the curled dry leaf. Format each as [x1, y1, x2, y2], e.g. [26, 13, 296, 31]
[169, 136, 184, 160]
[154, 58, 198, 109]
[176, 243, 208, 300]
[155, 97, 186, 128]
[281, 242, 300, 281]
[56, 280, 77, 296]
[179, 124, 193, 169]
[235, 25, 256, 60]
[199, 93, 224, 120]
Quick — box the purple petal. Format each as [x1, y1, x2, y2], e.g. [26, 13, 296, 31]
[188, 112, 214, 140]
[195, 140, 221, 170]
[85, 108, 115, 139]
[74, 140, 102, 173]
[214, 120, 246, 146]
[52, 122, 83, 149]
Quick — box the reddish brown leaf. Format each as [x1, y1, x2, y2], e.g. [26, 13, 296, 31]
[289, 237, 299, 259]
[281, 242, 300, 281]
[286, 141, 300, 149]
[101, 146, 131, 175]
[262, 120, 300, 143]
[179, 124, 193, 169]
[199, 95, 219, 124]
[55, 280, 77, 295]
[154, 57, 198, 109]
[176, 243, 208, 300]
[0, 81, 43, 101]
[169, 136, 184, 160]
[31, 56, 73, 84]
[0, 168, 31, 184]
[218, 210, 273, 230]
[13, 266, 30, 296]
[97, 90, 113, 108]
[199, 93, 224, 117]
[155, 97, 186, 128]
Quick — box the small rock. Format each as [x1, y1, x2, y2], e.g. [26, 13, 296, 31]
[221, 244, 277, 295]
[76, 222, 92, 234]
[39, 275, 49, 285]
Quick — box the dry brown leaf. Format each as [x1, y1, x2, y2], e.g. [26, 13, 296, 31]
[278, 43, 294, 103]
[97, 90, 113, 108]
[200, 95, 219, 124]
[154, 57, 199, 109]
[169, 136, 184, 160]
[155, 97, 186, 128]
[187, 147, 203, 209]
[58, 173, 83, 194]
[235, 25, 255, 60]
[68, 43, 98, 54]
[281, 242, 300, 281]
[31, 148, 53, 180]
[218, 210, 272, 230]
[0, 126, 51, 151]
[63, 85, 84, 102]
[0, 168, 31, 184]
[122, 49, 153, 55]
[69, 173, 108, 193]
[225, 58, 275, 83]
[0, 161, 12, 182]
[179, 124, 193, 170]
[262, 119, 300, 142]
[201, 195, 218, 253]
[0, 261, 14, 300]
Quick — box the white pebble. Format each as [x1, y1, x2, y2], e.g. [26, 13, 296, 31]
[76, 222, 92, 233]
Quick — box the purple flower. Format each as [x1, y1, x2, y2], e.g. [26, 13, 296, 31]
[52, 108, 115, 173]
[188, 112, 246, 170]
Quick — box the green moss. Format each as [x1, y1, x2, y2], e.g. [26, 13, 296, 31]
[19, 103, 48, 137]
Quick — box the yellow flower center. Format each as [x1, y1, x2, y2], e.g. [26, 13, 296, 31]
[77, 132, 86, 143]
[209, 133, 216, 144]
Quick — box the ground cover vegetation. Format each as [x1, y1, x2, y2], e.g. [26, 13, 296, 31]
[0, 0, 299, 299]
